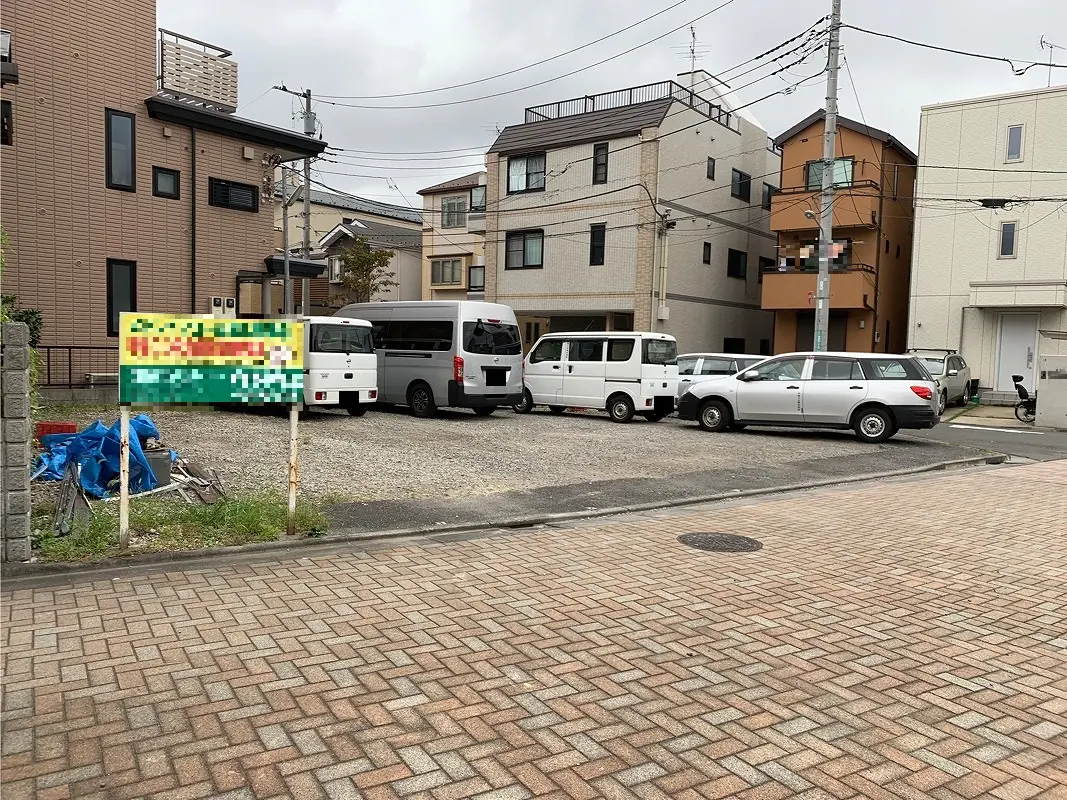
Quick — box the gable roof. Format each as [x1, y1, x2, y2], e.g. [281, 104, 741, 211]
[487, 98, 673, 156]
[277, 186, 423, 224]
[319, 218, 422, 251]
[774, 109, 917, 164]
[417, 172, 485, 196]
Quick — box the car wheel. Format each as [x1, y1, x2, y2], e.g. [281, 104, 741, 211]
[607, 394, 635, 423]
[854, 407, 894, 443]
[641, 412, 665, 423]
[408, 383, 437, 418]
[937, 391, 947, 415]
[472, 406, 495, 417]
[549, 406, 566, 415]
[697, 399, 731, 432]
[513, 389, 534, 414]
[346, 403, 367, 417]
[955, 384, 970, 407]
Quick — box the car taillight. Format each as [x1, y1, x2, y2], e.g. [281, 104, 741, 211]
[315, 391, 326, 401]
[369, 390, 377, 399]
[454, 355, 464, 382]
[911, 385, 933, 400]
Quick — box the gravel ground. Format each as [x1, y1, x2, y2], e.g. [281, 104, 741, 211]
[36, 403, 889, 502]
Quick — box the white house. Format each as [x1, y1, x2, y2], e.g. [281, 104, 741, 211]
[483, 72, 780, 354]
[908, 85, 1067, 400]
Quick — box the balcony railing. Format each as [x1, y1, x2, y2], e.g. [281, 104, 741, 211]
[157, 29, 238, 113]
[38, 346, 120, 388]
[524, 80, 737, 131]
[763, 262, 876, 275]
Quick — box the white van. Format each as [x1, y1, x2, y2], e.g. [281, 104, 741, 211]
[300, 315, 378, 416]
[334, 301, 523, 417]
[514, 331, 679, 422]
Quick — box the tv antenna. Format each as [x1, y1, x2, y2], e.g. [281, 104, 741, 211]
[672, 26, 710, 89]
[1040, 35, 1064, 87]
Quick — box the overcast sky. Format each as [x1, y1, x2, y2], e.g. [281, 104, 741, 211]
[159, 0, 1066, 204]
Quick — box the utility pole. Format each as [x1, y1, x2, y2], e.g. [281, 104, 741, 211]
[301, 89, 316, 316]
[813, 0, 842, 352]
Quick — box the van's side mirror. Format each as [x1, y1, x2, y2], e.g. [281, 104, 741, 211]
[741, 370, 760, 382]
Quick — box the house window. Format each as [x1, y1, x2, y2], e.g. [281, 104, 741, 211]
[507, 153, 546, 193]
[727, 248, 747, 279]
[505, 230, 544, 269]
[723, 337, 746, 354]
[1, 100, 11, 146]
[208, 178, 259, 212]
[731, 169, 751, 201]
[706, 157, 715, 180]
[441, 195, 467, 228]
[470, 186, 486, 212]
[589, 223, 606, 266]
[999, 221, 1018, 258]
[328, 255, 343, 283]
[105, 109, 136, 191]
[592, 143, 608, 185]
[805, 157, 854, 189]
[761, 183, 776, 211]
[469, 264, 485, 292]
[106, 259, 136, 337]
[702, 242, 711, 264]
[431, 258, 463, 285]
[152, 167, 180, 199]
[1006, 124, 1023, 162]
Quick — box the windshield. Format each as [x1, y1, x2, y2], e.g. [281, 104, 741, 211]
[920, 358, 945, 376]
[463, 321, 521, 356]
[642, 339, 677, 365]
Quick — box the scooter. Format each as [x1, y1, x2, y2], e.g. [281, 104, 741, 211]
[1012, 374, 1036, 424]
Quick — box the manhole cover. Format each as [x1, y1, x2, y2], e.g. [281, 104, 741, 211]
[678, 533, 762, 552]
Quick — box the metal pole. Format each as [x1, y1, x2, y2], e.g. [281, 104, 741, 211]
[282, 174, 292, 316]
[814, 0, 842, 352]
[302, 88, 315, 261]
[288, 402, 299, 537]
[118, 405, 130, 549]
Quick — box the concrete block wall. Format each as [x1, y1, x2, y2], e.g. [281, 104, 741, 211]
[1, 322, 33, 562]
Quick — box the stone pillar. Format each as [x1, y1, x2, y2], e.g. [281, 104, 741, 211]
[1, 322, 33, 562]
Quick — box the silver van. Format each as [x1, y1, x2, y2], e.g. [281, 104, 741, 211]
[335, 301, 523, 417]
[676, 352, 940, 443]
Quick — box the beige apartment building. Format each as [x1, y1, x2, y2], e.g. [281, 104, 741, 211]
[417, 172, 487, 300]
[483, 73, 780, 354]
[0, 0, 325, 386]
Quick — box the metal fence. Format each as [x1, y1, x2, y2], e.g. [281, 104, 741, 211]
[38, 346, 120, 388]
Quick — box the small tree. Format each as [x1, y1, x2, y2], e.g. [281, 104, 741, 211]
[330, 237, 398, 305]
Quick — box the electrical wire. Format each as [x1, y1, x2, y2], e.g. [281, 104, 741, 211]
[841, 24, 1067, 76]
[317, 0, 695, 100]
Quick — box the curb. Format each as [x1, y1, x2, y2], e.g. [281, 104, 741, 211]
[2, 453, 1008, 582]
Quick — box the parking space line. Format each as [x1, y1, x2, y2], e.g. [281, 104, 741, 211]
[950, 424, 1044, 435]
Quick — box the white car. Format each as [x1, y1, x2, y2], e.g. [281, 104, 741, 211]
[676, 352, 941, 443]
[676, 352, 767, 399]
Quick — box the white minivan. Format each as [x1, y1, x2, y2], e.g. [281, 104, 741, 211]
[334, 301, 523, 417]
[300, 315, 378, 416]
[514, 331, 679, 423]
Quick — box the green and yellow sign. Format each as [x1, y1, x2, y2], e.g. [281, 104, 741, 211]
[119, 314, 304, 404]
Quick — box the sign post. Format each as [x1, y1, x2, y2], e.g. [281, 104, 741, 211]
[118, 314, 305, 541]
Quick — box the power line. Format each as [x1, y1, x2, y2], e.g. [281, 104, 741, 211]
[305, 0, 743, 110]
[841, 24, 1067, 75]
[317, 0, 695, 100]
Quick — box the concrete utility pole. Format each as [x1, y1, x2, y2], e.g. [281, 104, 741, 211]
[301, 89, 316, 316]
[813, 0, 842, 352]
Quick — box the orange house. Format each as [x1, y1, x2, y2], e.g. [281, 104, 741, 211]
[763, 110, 917, 354]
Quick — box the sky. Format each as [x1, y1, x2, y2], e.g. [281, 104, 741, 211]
[158, 0, 1067, 205]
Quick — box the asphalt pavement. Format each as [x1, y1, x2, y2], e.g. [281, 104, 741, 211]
[908, 419, 1067, 462]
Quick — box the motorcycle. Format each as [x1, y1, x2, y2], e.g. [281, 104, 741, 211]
[1012, 374, 1036, 425]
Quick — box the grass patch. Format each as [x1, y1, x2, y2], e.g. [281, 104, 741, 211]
[33, 493, 329, 563]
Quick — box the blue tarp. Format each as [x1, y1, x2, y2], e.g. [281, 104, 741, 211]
[33, 414, 174, 498]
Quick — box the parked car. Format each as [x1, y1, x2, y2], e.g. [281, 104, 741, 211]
[676, 352, 767, 399]
[334, 301, 523, 418]
[514, 331, 678, 422]
[676, 352, 940, 443]
[300, 315, 378, 417]
[907, 349, 972, 412]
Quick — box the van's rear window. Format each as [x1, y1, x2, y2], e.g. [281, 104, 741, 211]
[463, 322, 521, 356]
[642, 339, 677, 365]
[861, 358, 930, 380]
[310, 325, 373, 354]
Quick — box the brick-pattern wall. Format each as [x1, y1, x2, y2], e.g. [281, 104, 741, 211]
[1, 323, 32, 563]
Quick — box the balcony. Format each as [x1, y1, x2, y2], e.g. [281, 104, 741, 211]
[770, 182, 880, 232]
[1, 29, 18, 86]
[157, 29, 238, 113]
[761, 265, 876, 311]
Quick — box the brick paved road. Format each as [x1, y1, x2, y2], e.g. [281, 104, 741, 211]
[3, 462, 1066, 800]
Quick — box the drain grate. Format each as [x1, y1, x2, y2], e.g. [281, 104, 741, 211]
[678, 533, 763, 552]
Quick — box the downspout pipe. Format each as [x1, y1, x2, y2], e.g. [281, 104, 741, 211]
[871, 141, 886, 351]
[189, 126, 197, 313]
